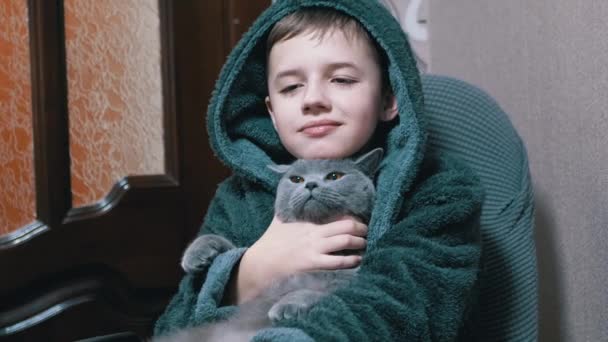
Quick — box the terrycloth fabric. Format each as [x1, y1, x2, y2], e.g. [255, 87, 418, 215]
[154, 0, 484, 341]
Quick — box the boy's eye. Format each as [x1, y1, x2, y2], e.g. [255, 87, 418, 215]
[325, 172, 345, 181]
[332, 77, 356, 85]
[280, 84, 301, 94]
[289, 176, 305, 183]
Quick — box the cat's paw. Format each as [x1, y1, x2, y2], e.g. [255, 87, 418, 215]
[267, 289, 324, 323]
[181, 234, 236, 273]
[268, 300, 313, 323]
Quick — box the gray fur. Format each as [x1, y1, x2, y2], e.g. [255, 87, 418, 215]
[181, 235, 235, 273]
[271, 148, 382, 224]
[156, 148, 382, 342]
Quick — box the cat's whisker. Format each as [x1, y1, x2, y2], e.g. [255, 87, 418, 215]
[289, 191, 309, 209]
[314, 191, 336, 204]
[317, 189, 347, 207]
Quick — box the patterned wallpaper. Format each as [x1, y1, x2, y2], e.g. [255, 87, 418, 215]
[1, 1, 166, 235]
[0, 0, 35, 236]
[64, 0, 165, 207]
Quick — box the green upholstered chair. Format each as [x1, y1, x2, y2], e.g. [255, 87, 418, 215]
[422, 74, 537, 341]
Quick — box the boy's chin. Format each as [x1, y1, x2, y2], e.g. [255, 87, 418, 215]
[290, 147, 359, 160]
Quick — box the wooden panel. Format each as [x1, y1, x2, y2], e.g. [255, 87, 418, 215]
[226, 0, 272, 47]
[29, 0, 71, 229]
[0, 0, 271, 340]
[0, 0, 183, 340]
[0, 269, 173, 341]
[170, 0, 231, 240]
[173, 0, 271, 239]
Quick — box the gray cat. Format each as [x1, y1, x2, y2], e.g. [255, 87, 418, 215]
[153, 148, 383, 342]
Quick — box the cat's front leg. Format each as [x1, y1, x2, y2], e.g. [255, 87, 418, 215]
[181, 234, 236, 273]
[268, 289, 326, 323]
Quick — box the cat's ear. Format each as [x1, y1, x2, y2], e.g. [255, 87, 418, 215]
[267, 164, 290, 174]
[354, 148, 384, 176]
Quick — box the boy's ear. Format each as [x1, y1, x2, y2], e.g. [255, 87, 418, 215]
[265, 96, 278, 130]
[380, 94, 398, 122]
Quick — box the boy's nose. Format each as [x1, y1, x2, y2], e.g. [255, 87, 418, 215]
[302, 84, 331, 114]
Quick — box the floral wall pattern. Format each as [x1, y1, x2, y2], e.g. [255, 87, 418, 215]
[64, 0, 165, 207]
[0, 0, 35, 236]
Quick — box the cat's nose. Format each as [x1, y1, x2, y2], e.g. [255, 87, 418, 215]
[305, 182, 318, 190]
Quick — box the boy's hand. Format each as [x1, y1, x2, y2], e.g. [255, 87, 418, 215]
[252, 216, 367, 272]
[228, 216, 367, 304]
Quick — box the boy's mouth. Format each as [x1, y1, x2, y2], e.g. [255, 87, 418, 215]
[299, 120, 341, 137]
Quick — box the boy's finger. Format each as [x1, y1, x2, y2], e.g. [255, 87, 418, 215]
[317, 219, 368, 238]
[317, 254, 362, 270]
[336, 215, 363, 223]
[319, 234, 366, 253]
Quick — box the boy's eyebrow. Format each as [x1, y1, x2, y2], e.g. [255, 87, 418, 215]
[274, 69, 302, 80]
[274, 62, 360, 80]
[325, 62, 360, 72]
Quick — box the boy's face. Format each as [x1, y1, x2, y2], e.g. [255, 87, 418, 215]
[265, 29, 397, 159]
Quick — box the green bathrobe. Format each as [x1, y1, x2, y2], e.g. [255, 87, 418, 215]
[154, 0, 484, 341]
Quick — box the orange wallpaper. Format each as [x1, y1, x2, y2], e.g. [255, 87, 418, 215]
[0, 1, 35, 236]
[64, 0, 165, 207]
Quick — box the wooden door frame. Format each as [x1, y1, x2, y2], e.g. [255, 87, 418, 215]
[0, 0, 185, 339]
[0, 0, 270, 339]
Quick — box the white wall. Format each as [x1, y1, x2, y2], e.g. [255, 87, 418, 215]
[429, 1, 608, 341]
[379, 0, 431, 72]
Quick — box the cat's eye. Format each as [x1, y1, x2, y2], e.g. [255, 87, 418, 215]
[289, 175, 305, 183]
[325, 172, 345, 181]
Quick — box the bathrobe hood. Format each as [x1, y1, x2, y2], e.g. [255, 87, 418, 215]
[206, 0, 426, 244]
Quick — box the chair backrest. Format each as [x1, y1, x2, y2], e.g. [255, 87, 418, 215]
[421, 74, 537, 341]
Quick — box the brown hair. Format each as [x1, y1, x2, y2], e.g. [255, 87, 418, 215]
[266, 7, 390, 94]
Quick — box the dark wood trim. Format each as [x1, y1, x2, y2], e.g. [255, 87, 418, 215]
[169, 1, 232, 241]
[1, 1, 273, 340]
[1, 3, 185, 333]
[159, 0, 180, 182]
[0, 268, 171, 340]
[6, 0, 184, 247]
[0, 221, 47, 250]
[0, 220, 49, 251]
[226, 0, 272, 48]
[222, 1, 233, 57]
[28, 0, 72, 229]
[1, 277, 104, 334]
[64, 175, 179, 224]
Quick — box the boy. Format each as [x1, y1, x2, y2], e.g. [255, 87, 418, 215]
[155, 1, 483, 341]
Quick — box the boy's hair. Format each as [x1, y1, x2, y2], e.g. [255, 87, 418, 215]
[266, 7, 390, 94]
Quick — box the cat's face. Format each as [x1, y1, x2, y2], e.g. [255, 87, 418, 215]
[270, 148, 383, 224]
